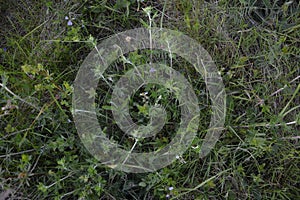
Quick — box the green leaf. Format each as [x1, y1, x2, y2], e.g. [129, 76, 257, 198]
[86, 88, 96, 99]
[37, 182, 48, 193]
[102, 105, 115, 111]
[296, 113, 300, 125]
[139, 182, 147, 187]
[21, 154, 30, 163]
[5, 124, 15, 133]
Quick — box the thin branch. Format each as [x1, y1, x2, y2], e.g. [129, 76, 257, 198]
[0, 149, 36, 158]
[271, 75, 300, 96]
[0, 83, 40, 110]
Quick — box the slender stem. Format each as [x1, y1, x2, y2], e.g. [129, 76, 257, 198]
[0, 83, 40, 110]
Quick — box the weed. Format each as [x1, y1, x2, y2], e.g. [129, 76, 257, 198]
[0, 0, 299, 199]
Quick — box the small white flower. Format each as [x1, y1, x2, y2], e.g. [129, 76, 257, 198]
[125, 36, 132, 42]
[168, 186, 174, 191]
[65, 16, 69, 20]
[140, 92, 148, 96]
[175, 155, 186, 164]
[108, 77, 113, 82]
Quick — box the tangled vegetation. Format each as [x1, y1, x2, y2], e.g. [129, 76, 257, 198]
[0, 0, 299, 199]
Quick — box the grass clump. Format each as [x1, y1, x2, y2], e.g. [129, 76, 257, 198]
[0, 0, 299, 199]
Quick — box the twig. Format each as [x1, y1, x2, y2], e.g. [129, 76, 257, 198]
[271, 75, 300, 96]
[232, 120, 297, 128]
[1, 126, 43, 140]
[0, 83, 40, 110]
[0, 149, 36, 158]
[171, 168, 231, 199]
[122, 138, 138, 165]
